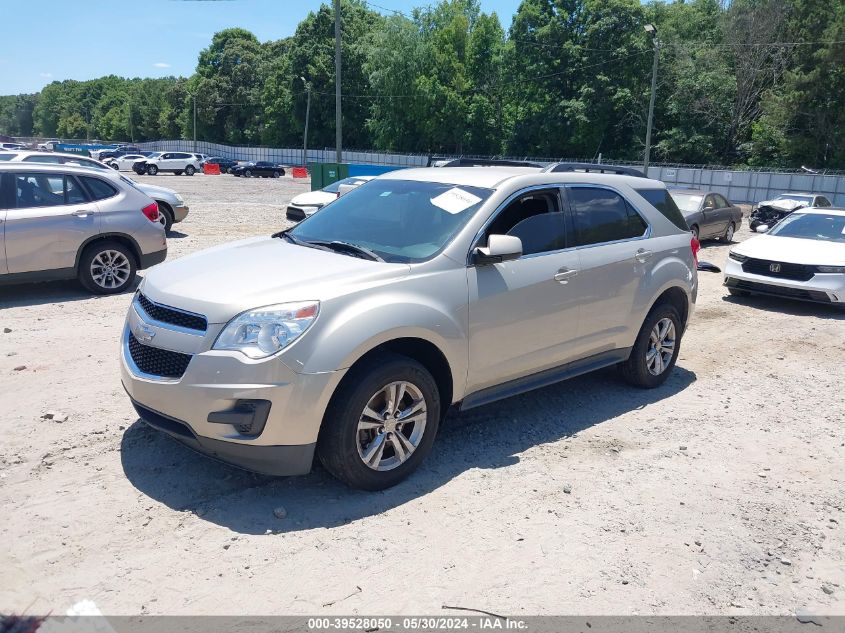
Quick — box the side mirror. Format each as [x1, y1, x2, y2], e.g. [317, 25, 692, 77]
[754, 224, 769, 233]
[474, 234, 523, 265]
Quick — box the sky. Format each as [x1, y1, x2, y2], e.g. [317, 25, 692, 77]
[0, 0, 523, 95]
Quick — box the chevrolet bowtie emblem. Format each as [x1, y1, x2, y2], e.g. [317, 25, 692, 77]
[135, 323, 156, 343]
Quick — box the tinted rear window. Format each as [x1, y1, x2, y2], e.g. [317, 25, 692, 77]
[636, 188, 689, 231]
[81, 176, 118, 201]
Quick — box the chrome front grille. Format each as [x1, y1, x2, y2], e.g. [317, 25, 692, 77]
[136, 293, 207, 332]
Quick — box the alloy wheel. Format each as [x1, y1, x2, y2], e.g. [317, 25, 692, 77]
[646, 317, 676, 376]
[356, 381, 427, 472]
[90, 250, 131, 290]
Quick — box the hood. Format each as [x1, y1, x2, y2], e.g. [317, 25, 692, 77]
[757, 199, 806, 212]
[289, 190, 336, 207]
[141, 236, 411, 323]
[133, 181, 178, 198]
[733, 234, 845, 266]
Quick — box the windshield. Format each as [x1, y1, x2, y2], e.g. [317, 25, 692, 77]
[768, 212, 845, 243]
[289, 179, 492, 263]
[0, 153, 16, 161]
[777, 194, 814, 204]
[670, 192, 703, 213]
[323, 177, 370, 194]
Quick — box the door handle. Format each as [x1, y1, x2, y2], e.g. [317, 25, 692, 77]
[634, 248, 654, 263]
[72, 210, 90, 218]
[554, 268, 578, 283]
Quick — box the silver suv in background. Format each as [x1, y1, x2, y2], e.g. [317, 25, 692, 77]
[0, 163, 166, 294]
[0, 151, 190, 232]
[122, 165, 698, 490]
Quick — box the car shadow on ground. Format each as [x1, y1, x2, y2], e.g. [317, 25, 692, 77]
[722, 293, 845, 320]
[165, 230, 188, 239]
[120, 366, 696, 535]
[0, 277, 140, 308]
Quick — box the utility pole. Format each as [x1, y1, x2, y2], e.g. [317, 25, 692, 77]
[643, 24, 659, 175]
[192, 93, 197, 152]
[300, 77, 311, 168]
[334, 0, 342, 163]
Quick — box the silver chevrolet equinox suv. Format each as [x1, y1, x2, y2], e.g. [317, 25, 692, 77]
[121, 164, 699, 490]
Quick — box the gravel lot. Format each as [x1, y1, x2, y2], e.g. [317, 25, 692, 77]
[1, 172, 843, 617]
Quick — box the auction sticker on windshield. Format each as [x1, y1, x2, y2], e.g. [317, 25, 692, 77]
[431, 187, 482, 214]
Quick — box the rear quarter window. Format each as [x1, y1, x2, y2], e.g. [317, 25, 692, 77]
[635, 188, 690, 231]
[80, 176, 118, 201]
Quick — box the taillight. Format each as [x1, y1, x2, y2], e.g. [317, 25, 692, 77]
[142, 202, 159, 222]
[690, 235, 701, 265]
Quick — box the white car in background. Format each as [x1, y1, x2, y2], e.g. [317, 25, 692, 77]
[285, 176, 375, 221]
[105, 154, 149, 171]
[725, 208, 845, 307]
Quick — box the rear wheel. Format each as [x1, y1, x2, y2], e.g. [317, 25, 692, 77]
[185, 165, 196, 176]
[272, 170, 280, 178]
[317, 353, 441, 490]
[620, 303, 682, 389]
[146, 164, 158, 176]
[109, 163, 119, 170]
[721, 222, 736, 243]
[174, 170, 183, 176]
[78, 240, 136, 295]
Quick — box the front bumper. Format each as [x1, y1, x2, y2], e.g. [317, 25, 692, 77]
[120, 300, 347, 476]
[130, 399, 316, 476]
[172, 204, 189, 223]
[724, 259, 845, 304]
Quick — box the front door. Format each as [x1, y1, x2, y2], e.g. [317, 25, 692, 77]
[467, 188, 584, 394]
[5, 172, 100, 274]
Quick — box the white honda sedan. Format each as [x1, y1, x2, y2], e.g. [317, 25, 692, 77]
[724, 208, 845, 307]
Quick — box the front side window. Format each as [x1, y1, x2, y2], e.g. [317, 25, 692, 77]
[568, 187, 648, 246]
[15, 173, 86, 208]
[714, 194, 729, 208]
[816, 196, 832, 207]
[290, 179, 492, 262]
[0, 154, 16, 161]
[485, 189, 567, 256]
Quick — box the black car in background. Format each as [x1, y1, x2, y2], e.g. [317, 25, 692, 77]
[204, 156, 239, 173]
[230, 161, 286, 178]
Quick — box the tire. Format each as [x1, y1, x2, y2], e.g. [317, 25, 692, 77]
[317, 352, 441, 490]
[619, 303, 683, 389]
[727, 287, 750, 297]
[146, 164, 158, 176]
[78, 240, 137, 295]
[272, 170, 280, 178]
[109, 163, 119, 170]
[244, 169, 252, 178]
[185, 165, 196, 176]
[690, 224, 700, 241]
[157, 204, 174, 233]
[721, 222, 736, 243]
[174, 170, 183, 176]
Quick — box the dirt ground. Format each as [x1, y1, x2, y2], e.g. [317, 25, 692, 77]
[1, 172, 843, 617]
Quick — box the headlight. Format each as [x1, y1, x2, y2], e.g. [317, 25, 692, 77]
[213, 301, 319, 359]
[728, 251, 748, 262]
[816, 265, 845, 273]
[175, 194, 184, 204]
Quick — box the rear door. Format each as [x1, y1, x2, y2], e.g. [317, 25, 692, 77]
[4, 171, 100, 274]
[564, 185, 653, 355]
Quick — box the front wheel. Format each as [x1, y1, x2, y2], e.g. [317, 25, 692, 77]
[619, 303, 682, 388]
[317, 353, 441, 490]
[146, 164, 158, 176]
[244, 169, 252, 178]
[78, 240, 137, 295]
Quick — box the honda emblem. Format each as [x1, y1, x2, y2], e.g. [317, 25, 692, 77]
[769, 263, 781, 273]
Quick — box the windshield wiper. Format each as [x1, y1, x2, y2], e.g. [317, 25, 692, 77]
[274, 230, 334, 253]
[312, 240, 384, 262]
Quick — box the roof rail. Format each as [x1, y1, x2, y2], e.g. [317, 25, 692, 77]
[433, 157, 544, 168]
[542, 162, 647, 178]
